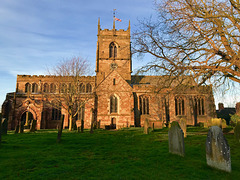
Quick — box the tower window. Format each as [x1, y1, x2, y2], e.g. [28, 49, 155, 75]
[86, 83, 92, 93]
[113, 78, 116, 85]
[25, 83, 31, 93]
[109, 42, 117, 58]
[50, 83, 56, 93]
[32, 83, 38, 93]
[43, 83, 49, 93]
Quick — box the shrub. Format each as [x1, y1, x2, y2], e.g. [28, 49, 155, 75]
[230, 114, 240, 127]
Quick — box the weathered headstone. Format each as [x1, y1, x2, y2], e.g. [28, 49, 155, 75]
[210, 118, 222, 128]
[30, 120, 37, 132]
[144, 119, 149, 134]
[168, 121, 185, 157]
[179, 118, 187, 138]
[234, 121, 240, 143]
[206, 126, 231, 172]
[1, 118, 8, 135]
[204, 122, 209, 128]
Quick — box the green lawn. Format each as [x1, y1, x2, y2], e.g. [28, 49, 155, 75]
[0, 127, 239, 180]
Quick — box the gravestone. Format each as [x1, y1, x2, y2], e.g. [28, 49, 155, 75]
[179, 118, 187, 138]
[210, 118, 222, 128]
[144, 119, 149, 134]
[30, 120, 37, 132]
[234, 121, 240, 143]
[168, 121, 185, 157]
[206, 126, 231, 172]
[1, 118, 8, 134]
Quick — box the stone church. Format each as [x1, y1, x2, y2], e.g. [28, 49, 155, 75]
[2, 19, 216, 130]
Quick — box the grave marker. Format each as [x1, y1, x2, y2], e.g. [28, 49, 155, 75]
[179, 118, 187, 138]
[144, 119, 149, 134]
[168, 121, 185, 157]
[206, 126, 231, 172]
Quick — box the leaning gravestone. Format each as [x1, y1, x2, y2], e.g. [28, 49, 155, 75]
[168, 121, 185, 157]
[206, 126, 231, 172]
[179, 118, 187, 138]
[234, 121, 240, 143]
[1, 118, 8, 135]
[144, 119, 149, 134]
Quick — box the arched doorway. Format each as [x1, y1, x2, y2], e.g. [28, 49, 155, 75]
[111, 117, 116, 129]
[21, 111, 34, 129]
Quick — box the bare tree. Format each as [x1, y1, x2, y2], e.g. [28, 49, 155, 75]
[133, 0, 240, 87]
[45, 56, 92, 131]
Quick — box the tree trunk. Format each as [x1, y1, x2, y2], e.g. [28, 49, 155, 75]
[90, 109, 94, 134]
[69, 114, 73, 131]
[81, 119, 84, 133]
[57, 115, 64, 143]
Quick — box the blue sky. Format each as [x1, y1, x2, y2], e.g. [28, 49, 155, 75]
[0, 0, 239, 109]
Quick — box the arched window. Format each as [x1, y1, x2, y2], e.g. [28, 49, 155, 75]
[139, 95, 149, 115]
[32, 83, 38, 93]
[60, 83, 67, 93]
[110, 95, 118, 113]
[25, 83, 31, 93]
[79, 83, 85, 93]
[52, 107, 61, 120]
[194, 96, 205, 115]
[43, 83, 49, 93]
[109, 42, 117, 58]
[86, 83, 92, 93]
[50, 83, 56, 93]
[175, 96, 185, 116]
[52, 101, 61, 120]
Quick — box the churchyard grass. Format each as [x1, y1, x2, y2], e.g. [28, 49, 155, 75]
[0, 127, 240, 179]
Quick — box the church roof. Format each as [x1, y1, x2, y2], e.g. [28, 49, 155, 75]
[131, 75, 161, 85]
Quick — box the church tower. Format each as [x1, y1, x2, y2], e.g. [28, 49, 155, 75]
[95, 18, 132, 85]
